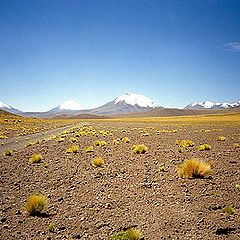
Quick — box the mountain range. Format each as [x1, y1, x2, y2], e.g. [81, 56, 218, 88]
[185, 100, 240, 109]
[1, 93, 239, 118]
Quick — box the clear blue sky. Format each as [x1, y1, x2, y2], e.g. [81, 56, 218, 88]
[0, 0, 240, 111]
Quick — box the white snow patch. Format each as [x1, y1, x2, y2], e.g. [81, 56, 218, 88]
[0, 101, 11, 109]
[114, 93, 158, 108]
[58, 100, 84, 110]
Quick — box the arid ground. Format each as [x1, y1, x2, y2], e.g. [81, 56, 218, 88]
[0, 114, 240, 240]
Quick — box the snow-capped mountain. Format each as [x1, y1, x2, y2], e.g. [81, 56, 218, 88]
[185, 100, 240, 109]
[0, 101, 22, 114]
[90, 92, 161, 115]
[114, 93, 158, 108]
[48, 100, 84, 113]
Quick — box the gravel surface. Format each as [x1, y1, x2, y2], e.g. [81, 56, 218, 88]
[0, 121, 239, 240]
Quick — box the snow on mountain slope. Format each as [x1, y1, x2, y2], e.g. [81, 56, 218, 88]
[58, 100, 84, 110]
[0, 101, 11, 109]
[185, 100, 240, 109]
[114, 93, 158, 108]
[0, 101, 22, 114]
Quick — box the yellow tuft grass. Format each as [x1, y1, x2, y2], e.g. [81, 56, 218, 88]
[197, 144, 211, 151]
[122, 137, 130, 143]
[92, 157, 104, 167]
[85, 146, 94, 153]
[24, 194, 46, 216]
[132, 144, 148, 154]
[217, 136, 226, 141]
[29, 154, 43, 164]
[178, 159, 211, 179]
[179, 139, 194, 148]
[4, 150, 12, 156]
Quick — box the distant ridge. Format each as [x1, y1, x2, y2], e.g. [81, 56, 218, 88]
[185, 100, 240, 109]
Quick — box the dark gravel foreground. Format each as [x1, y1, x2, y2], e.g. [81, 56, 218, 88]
[0, 121, 239, 240]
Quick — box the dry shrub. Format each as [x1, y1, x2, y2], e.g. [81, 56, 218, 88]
[132, 144, 148, 154]
[179, 140, 194, 148]
[29, 154, 43, 163]
[197, 144, 211, 151]
[4, 150, 12, 156]
[92, 157, 104, 167]
[24, 194, 46, 216]
[109, 228, 142, 240]
[85, 146, 94, 153]
[122, 137, 130, 143]
[217, 136, 226, 141]
[178, 159, 211, 179]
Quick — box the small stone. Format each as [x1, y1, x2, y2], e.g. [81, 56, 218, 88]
[1, 217, 7, 223]
[72, 233, 81, 239]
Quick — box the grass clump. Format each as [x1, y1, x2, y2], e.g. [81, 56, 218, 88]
[69, 137, 77, 142]
[112, 139, 120, 145]
[122, 137, 130, 143]
[223, 205, 235, 215]
[217, 136, 226, 141]
[132, 144, 148, 154]
[48, 222, 55, 232]
[109, 228, 142, 240]
[179, 140, 194, 148]
[85, 146, 94, 153]
[94, 140, 101, 146]
[233, 143, 240, 148]
[57, 137, 64, 143]
[24, 194, 46, 216]
[29, 154, 43, 164]
[66, 145, 79, 154]
[25, 142, 33, 147]
[4, 150, 12, 156]
[197, 144, 211, 151]
[92, 157, 104, 167]
[235, 184, 240, 190]
[178, 159, 211, 179]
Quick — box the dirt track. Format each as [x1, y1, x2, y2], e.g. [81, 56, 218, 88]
[0, 121, 239, 239]
[0, 123, 81, 152]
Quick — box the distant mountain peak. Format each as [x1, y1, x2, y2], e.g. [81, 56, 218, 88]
[0, 101, 11, 109]
[114, 92, 158, 108]
[58, 100, 84, 111]
[0, 101, 22, 114]
[185, 100, 240, 109]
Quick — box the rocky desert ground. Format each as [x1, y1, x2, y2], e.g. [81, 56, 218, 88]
[0, 113, 240, 240]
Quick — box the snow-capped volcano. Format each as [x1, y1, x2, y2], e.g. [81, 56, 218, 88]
[48, 100, 84, 113]
[185, 100, 240, 109]
[114, 93, 158, 108]
[0, 101, 22, 114]
[58, 100, 83, 111]
[90, 92, 161, 115]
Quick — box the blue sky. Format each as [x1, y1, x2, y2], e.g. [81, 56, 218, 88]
[0, 0, 240, 111]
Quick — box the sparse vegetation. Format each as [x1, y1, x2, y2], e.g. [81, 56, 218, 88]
[48, 222, 55, 232]
[66, 145, 79, 153]
[178, 159, 211, 179]
[85, 146, 94, 153]
[92, 157, 104, 167]
[197, 144, 211, 151]
[178, 139, 194, 148]
[109, 228, 142, 240]
[69, 137, 77, 142]
[29, 154, 43, 163]
[24, 194, 46, 216]
[132, 144, 148, 154]
[4, 150, 12, 156]
[223, 205, 235, 215]
[122, 137, 130, 143]
[217, 136, 226, 141]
